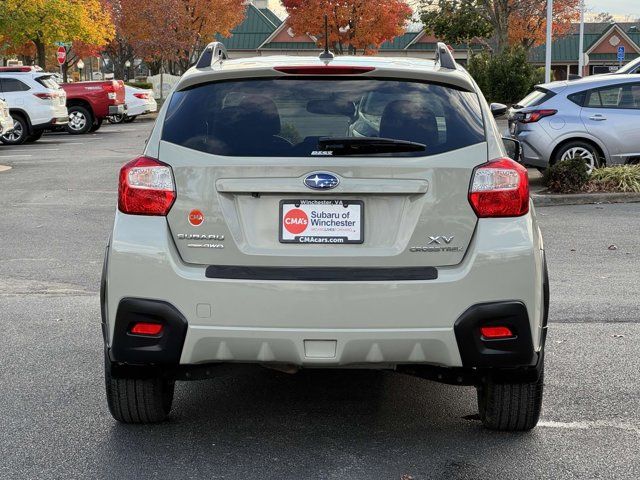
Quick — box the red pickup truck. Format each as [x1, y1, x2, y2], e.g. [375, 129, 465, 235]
[60, 80, 126, 134]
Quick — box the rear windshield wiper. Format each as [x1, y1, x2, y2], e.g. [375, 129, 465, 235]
[316, 137, 426, 156]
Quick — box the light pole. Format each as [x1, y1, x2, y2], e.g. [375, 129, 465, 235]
[545, 0, 553, 83]
[578, 0, 585, 77]
[77, 59, 84, 81]
[124, 60, 131, 81]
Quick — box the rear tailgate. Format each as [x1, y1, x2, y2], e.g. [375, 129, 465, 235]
[162, 143, 483, 268]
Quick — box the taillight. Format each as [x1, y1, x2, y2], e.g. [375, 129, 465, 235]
[102, 81, 119, 100]
[133, 92, 150, 99]
[480, 326, 515, 339]
[518, 109, 557, 123]
[468, 158, 529, 218]
[274, 66, 375, 75]
[118, 156, 176, 216]
[33, 92, 54, 100]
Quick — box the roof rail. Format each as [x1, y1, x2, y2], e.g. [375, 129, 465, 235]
[195, 42, 228, 69]
[435, 42, 456, 70]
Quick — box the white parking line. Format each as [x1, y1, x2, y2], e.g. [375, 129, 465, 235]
[538, 420, 640, 434]
[2, 148, 60, 152]
[0, 154, 31, 158]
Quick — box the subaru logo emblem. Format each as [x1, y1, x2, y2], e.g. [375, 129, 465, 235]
[304, 172, 339, 190]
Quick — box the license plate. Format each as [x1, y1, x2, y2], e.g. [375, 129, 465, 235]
[279, 199, 363, 244]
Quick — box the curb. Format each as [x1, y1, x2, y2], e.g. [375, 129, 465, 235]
[532, 191, 640, 207]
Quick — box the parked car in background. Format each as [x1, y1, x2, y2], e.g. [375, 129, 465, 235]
[509, 74, 640, 172]
[616, 57, 640, 75]
[0, 98, 14, 138]
[60, 80, 126, 134]
[0, 66, 68, 145]
[108, 85, 157, 124]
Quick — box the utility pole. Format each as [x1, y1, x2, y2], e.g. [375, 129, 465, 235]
[578, 0, 585, 76]
[545, 0, 553, 83]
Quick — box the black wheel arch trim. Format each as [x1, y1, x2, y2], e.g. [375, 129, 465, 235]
[108, 298, 188, 367]
[7, 109, 32, 134]
[454, 301, 537, 368]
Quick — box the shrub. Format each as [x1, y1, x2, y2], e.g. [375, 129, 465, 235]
[589, 165, 640, 193]
[544, 157, 589, 193]
[468, 47, 539, 104]
[126, 81, 153, 90]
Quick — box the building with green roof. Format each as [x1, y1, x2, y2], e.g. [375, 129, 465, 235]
[219, 2, 639, 78]
[529, 22, 640, 79]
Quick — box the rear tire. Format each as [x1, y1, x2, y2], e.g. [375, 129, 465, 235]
[554, 140, 601, 174]
[1, 114, 29, 145]
[89, 118, 103, 132]
[108, 115, 125, 124]
[104, 357, 174, 423]
[477, 364, 544, 431]
[66, 106, 93, 134]
[123, 115, 137, 123]
[25, 130, 44, 143]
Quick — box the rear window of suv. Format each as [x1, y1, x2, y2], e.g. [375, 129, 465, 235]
[35, 75, 61, 90]
[513, 88, 555, 109]
[162, 78, 485, 157]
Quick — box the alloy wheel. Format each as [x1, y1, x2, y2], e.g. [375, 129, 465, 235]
[560, 146, 597, 174]
[69, 111, 87, 131]
[2, 121, 23, 142]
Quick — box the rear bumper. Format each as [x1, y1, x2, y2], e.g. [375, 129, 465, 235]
[127, 102, 157, 117]
[34, 116, 69, 129]
[514, 127, 554, 168]
[107, 297, 537, 372]
[109, 104, 126, 115]
[104, 211, 546, 370]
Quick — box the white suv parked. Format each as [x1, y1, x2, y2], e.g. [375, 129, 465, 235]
[102, 43, 548, 431]
[0, 66, 69, 145]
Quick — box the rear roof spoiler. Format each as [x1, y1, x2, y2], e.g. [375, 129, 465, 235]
[195, 42, 228, 69]
[435, 42, 456, 70]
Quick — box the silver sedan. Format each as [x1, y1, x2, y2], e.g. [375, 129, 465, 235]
[509, 74, 640, 172]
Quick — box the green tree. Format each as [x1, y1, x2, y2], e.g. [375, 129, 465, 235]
[420, 0, 493, 50]
[468, 46, 540, 103]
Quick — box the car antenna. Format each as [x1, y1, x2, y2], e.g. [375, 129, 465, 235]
[319, 14, 334, 61]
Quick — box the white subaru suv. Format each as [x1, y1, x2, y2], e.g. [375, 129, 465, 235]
[102, 43, 548, 431]
[0, 66, 68, 145]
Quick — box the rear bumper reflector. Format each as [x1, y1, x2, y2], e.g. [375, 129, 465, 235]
[205, 265, 438, 281]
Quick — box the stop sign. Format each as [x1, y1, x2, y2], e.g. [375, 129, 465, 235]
[56, 46, 66, 65]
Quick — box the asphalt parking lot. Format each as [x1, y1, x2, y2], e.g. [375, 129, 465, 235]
[0, 120, 639, 479]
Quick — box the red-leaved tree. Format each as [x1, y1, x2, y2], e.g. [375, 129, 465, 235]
[282, 0, 413, 55]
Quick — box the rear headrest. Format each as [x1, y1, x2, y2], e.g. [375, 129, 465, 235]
[225, 94, 281, 137]
[379, 100, 438, 146]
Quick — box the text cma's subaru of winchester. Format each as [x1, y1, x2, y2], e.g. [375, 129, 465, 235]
[102, 43, 548, 430]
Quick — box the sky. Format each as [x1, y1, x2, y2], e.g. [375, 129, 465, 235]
[268, 1, 640, 20]
[587, 0, 640, 19]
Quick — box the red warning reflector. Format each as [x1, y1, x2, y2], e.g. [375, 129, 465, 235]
[130, 322, 163, 336]
[480, 326, 514, 339]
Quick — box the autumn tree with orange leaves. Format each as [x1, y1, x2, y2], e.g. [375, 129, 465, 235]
[282, 0, 413, 55]
[508, 0, 580, 50]
[420, 0, 580, 53]
[107, 0, 245, 75]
